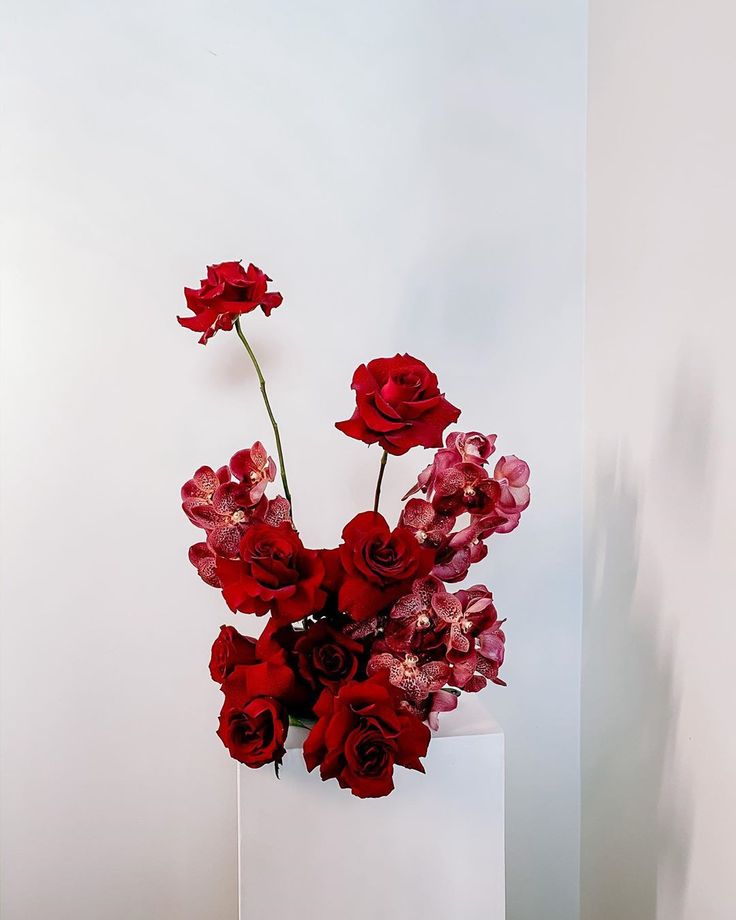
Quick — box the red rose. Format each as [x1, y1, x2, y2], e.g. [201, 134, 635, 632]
[209, 625, 257, 683]
[217, 619, 308, 708]
[216, 523, 326, 624]
[303, 674, 431, 798]
[295, 620, 364, 692]
[178, 261, 283, 344]
[335, 354, 460, 455]
[338, 512, 435, 621]
[217, 695, 288, 768]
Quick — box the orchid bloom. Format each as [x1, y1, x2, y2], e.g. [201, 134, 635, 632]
[367, 649, 450, 703]
[230, 442, 277, 506]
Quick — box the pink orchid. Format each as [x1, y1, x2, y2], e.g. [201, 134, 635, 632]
[445, 431, 497, 465]
[384, 576, 446, 654]
[184, 476, 265, 557]
[402, 430, 496, 500]
[425, 688, 459, 730]
[492, 455, 530, 533]
[181, 465, 231, 521]
[401, 688, 459, 731]
[399, 498, 455, 549]
[431, 585, 498, 658]
[367, 648, 451, 703]
[343, 617, 381, 641]
[229, 442, 277, 506]
[260, 495, 291, 527]
[188, 542, 221, 588]
[431, 513, 509, 582]
[431, 463, 501, 517]
[451, 621, 507, 692]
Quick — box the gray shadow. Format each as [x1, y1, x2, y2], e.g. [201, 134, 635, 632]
[581, 351, 714, 919]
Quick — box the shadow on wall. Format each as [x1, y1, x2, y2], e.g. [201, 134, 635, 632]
[581, 354, 714, 919]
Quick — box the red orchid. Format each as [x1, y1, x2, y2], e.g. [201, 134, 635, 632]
[230, 442, 277, 506]
[384, 576, 446, 655]
[367, 647, 451, 704]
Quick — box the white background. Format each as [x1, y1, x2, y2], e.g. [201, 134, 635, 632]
[582, 1, 736, 918]
[0, 3, 586, 919]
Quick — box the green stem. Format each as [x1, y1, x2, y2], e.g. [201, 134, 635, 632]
[373, 450, 388, 514]
[234, 317, 292, 512]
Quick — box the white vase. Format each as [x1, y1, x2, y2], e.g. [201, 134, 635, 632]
[237, 696, 505, 919]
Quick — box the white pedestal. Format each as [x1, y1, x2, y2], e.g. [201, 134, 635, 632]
[238, 697, 505, 919]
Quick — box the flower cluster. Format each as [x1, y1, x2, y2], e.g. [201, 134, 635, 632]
[180, 261, 529, 798]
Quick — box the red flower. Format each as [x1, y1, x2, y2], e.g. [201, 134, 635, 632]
[430, 515, 506, 583]
[209, 625, 257, 682]
[398, 498, 455, 549]
[402, 688, 459, 731]
[216, 523, 326, 624]
[384, 575, 446, 655]
[178, 261, 283, 344]
[492, 455, 531, 533]
[217, 695, 288, 768]
[431, 585, 498, 658]
[446, 431, 497, 464]
[403, 430, 496, 500]
[215, 620, 305, 767]
[219, 620, 306, 707]
[337, 512, 435, 621]
[451, 620, 507, 692]
[367, 648, 450, 704]
[229, 442, 277, 506]
[335, 354, 460, 455]
[182, 464, 263, 557]
[295, 620, 365, 692]
[431, 462, 501, 517]
[303, 674, 431, 798]
[188, 542, 221, 588]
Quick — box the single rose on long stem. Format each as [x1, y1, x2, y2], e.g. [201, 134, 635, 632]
[233, 317, 292, 512]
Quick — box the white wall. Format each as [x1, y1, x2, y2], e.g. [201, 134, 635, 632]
[583, 2, 736, 918]
[0, 3, 587, 918]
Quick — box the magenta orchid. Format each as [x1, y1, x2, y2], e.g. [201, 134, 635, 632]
[230, 442, 277, 506]
[367, 648, 451, 703]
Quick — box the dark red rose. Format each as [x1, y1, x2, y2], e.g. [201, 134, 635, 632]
[219, 619, 307, 709]
[318, 548, 344, 594]
[303, 673, 431, 798]
[209, 625, 257, 683]
[335, 354, 460, 455]
[217, 694, 288, 768]
[216, 523, 326, 624]
[295, 620, 364, 692]
[178, 261, 283, 344]
[337, 512, 435, 621]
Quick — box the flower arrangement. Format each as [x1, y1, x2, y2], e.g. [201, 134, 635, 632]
[179, 261, 530, 798]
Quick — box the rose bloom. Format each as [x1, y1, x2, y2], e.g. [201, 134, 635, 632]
[216, 522, 326, 624]
[178, 261, 283, 344]
[294, 620, 365, 692]
[337, 511, 435, 621]
[303, 674, 431, 798]
[217, 694, 288, 768]
[335, 354, 460, 455]
[209, 625, 257, 683]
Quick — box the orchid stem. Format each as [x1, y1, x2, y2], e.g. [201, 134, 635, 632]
[373, 450, 388, 514]
[234, 317, 292, 512]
